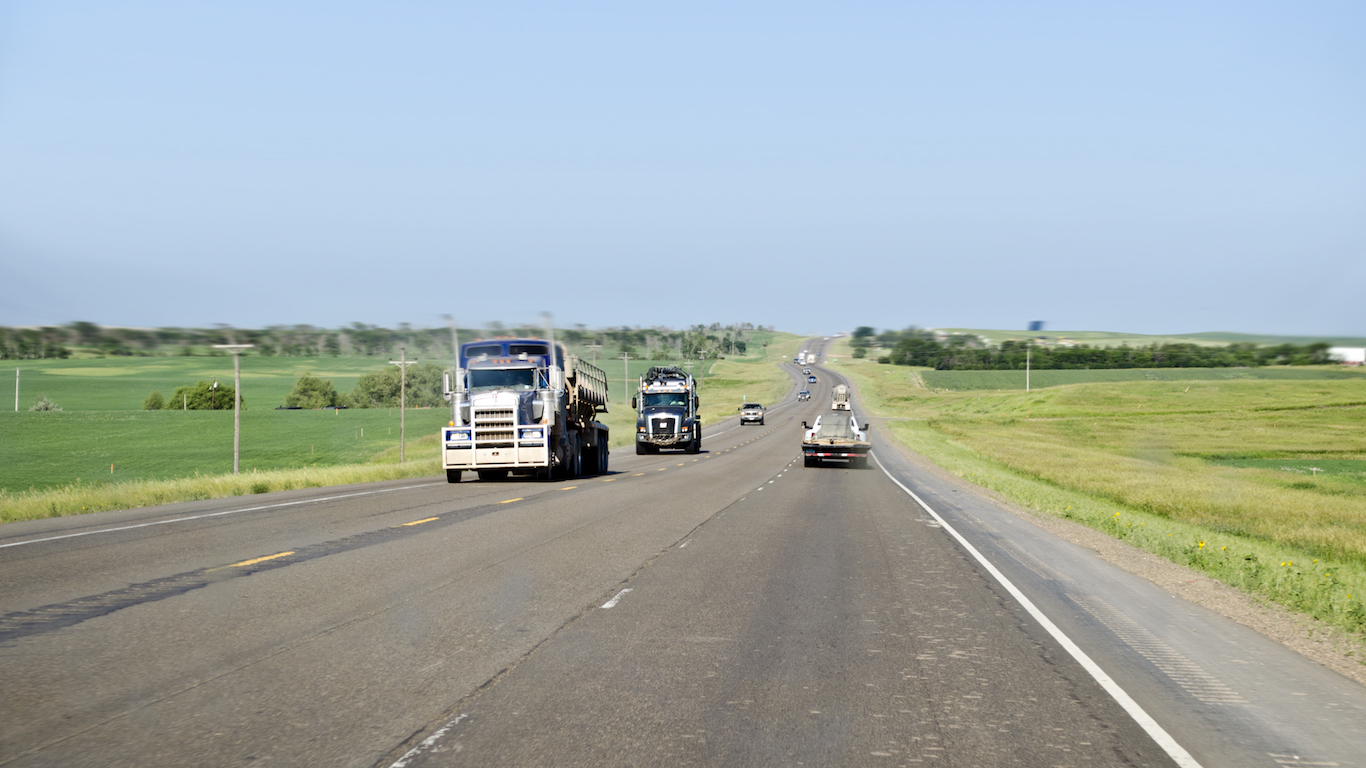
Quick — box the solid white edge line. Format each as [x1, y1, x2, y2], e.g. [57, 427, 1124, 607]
[870, 451, 1202, 768]
[0, 482, 446, 550]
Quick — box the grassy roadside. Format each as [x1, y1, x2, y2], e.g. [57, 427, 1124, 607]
[826, 339, 1366, 641]
[0, 460, 443, 524]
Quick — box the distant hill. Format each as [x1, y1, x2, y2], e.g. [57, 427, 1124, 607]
[934, 328, 1366, 348]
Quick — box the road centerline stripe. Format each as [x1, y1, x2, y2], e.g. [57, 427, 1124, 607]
[498, 498, 524, 504]
[400, 517, 439, 527]
[229, 551, 294, 568]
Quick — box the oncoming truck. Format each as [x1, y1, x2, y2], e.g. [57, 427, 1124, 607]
[441, 338, 609, 482]
[633, 366, 701, 454]
[801, 413, 871, 468]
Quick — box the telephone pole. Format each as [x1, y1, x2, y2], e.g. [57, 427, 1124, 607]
[213, 344, 254, 474]
[389, 347, 417, 463]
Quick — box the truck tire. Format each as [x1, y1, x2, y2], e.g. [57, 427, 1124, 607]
[446, 469, 462, 483]
[636, 442, 648, 455]
[477, 470, 508, 482]
[685, 434, 699, 454]
[601, 446, 609, 474]
[569, 437, 582, 478]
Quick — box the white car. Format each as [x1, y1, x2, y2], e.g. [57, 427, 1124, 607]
[740, 403, 765, 425]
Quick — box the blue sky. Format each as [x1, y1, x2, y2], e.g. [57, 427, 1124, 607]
[1, 1, 1362, 337]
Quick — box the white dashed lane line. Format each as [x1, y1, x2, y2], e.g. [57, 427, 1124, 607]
[602, 589, 633, 609]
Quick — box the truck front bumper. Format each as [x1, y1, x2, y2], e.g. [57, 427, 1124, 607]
[444, 443, 549, 470]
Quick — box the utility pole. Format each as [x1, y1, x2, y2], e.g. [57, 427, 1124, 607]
[213, 344, 254, 474]
[13, 368, 17, 412]
[389, 347, 416, 463]
[623, 351, 630, 400]
[1026, 343, 1031, 393]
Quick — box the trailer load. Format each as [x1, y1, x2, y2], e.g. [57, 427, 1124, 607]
[802, 412, 870, 468]
[441, 337, 609, 483]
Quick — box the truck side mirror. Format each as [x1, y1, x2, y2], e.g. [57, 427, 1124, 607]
[443, 372, 451, 394]
[863, 423, 870, 431]
[801, 421, 808, 429]
[631, 397, 637, 409]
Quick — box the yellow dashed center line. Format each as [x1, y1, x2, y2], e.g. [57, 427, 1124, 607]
[401, 517, 439, 527]
[559, 486, 578, 491]
[228, 551, 294, 568]
[676, 463, 685, 466]
[499, 497, 524, 504]
[602, 478, 616, 482]
[657, 468, 667, 471]
[634, 473, 645, 476]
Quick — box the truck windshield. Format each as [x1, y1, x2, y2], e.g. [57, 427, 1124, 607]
[469, 368, 537, 392]
[642, 393, 688, 408]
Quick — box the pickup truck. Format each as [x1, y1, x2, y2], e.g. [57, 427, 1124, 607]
[801, 413, 870, 468]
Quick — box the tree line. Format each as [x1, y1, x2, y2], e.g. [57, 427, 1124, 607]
[853, 326, 1339, 369]
[3, 321, 772, 361]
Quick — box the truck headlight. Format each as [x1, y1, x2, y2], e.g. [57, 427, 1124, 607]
[680, 425, 690, 432]
[446, 429, 471, 442]
[519, 428, 544, 440]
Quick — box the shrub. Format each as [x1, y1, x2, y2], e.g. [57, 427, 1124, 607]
[284, 373, 338, 409]
[29, 396, 62, 411]
[167, 380, 240, 410]
[143, 391, 165, 410]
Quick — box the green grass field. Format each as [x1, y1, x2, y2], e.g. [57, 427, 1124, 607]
[920, 366, 1366, 391]
[827, 340, 1366, 639]
[934, 327, 1366, 348]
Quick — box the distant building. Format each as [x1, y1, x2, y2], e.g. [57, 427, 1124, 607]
[1328, 347, 1365, 365]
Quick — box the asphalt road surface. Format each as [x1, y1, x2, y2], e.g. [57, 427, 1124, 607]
[1, 344, 1363, 767]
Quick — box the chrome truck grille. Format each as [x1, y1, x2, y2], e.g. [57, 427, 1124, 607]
[651, 417, 676, 434]
[474, 408, 516, 448]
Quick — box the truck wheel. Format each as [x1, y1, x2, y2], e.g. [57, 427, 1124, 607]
[446, 469, 462, 483]
[601, 446, 609, 473]
[636, 442, 648, 455]
[569, 438, 582, 478]
[477, 470, 508, 482]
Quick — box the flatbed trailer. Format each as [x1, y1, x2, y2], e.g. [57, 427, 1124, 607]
[801, 412, 870, 468]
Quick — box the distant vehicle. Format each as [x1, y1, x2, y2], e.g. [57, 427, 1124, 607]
[831, 384, 851, 411]
[797, 390, 811, 401]
[740, 402, 765, 425]
[793, 357, 802, 364]
[807, 375, 817, 383]
[802, 368, 811, 375]
[802, 413, 871, 468]
[805, 353, 817, 364]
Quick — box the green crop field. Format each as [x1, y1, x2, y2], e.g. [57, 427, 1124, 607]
[934, 327, 1366, 348]
[827, 339, 1366, 639]
[920, 366, 1366, 392]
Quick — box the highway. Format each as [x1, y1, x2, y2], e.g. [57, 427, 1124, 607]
[1, 342, 1364, 767]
